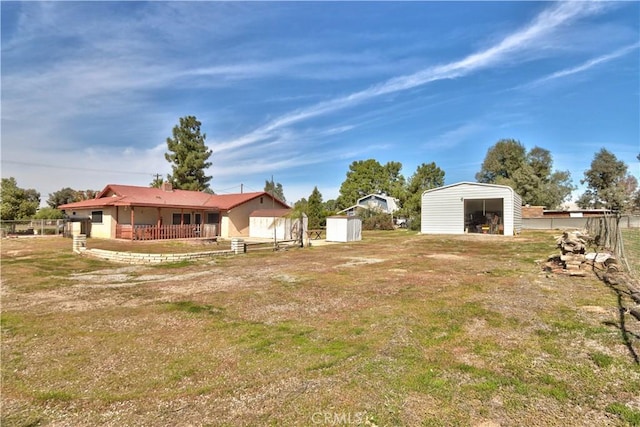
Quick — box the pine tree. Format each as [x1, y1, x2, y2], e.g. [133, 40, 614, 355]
[307, 186, 324, 229]
[165, 116, 212, 191]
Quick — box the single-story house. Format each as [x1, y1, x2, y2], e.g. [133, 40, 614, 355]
[421, 182, 522, 236]
[338, 193, 400, 216]
[58, 182, 289, 240]
[249, 209, 307, 240]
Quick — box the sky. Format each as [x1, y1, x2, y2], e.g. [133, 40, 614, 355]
[1, 1, 639, 207]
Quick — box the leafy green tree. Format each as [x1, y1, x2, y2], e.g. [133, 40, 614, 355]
[307, 186, 324, 229]
[476, 139, 526, 184]
[403, 162, 445, 230]
[47, 187, 78, 208]
[75, 189, 98, 200]
[1, 177, 40, 220]
[337, 159, 405, 209]
[577, 148, 638, 211]
[47, 188, 98, 208]
[476, 139, 574, 208]
[34, 207, 65, 219]
[165, 116, 212, 191]
[264, 180, 286, 203]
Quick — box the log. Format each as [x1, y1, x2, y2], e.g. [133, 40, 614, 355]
[568, 270, 587, 277]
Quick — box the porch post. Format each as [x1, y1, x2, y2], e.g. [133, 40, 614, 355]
[130, 206, 135, 241]
[157, 207, 162, 240]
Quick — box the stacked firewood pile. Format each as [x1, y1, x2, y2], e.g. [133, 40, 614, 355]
[544, 230, 618, 277]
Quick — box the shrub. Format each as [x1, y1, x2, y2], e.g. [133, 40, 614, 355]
[361, 212, 394, 230]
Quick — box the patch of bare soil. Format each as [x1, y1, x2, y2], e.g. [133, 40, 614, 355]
[333, 257, 386, 268]
[426, 253, 469, 261]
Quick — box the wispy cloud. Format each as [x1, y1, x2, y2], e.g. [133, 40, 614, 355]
[214, 1, 609, 154]
[425, 122, 486, 150]
[523, 42, 640, 88]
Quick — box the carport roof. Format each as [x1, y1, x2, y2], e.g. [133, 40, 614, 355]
[422, 181, 518, 196]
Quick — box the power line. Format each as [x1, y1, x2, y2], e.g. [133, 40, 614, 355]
[2, 160, 156, 176]
[5, 159, 265, 195]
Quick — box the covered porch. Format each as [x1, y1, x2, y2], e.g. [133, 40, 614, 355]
[114, 205, 220, 240]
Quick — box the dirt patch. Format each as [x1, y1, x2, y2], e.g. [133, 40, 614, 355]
[334, 257, 386, 268]
[426, 253, 469, 261]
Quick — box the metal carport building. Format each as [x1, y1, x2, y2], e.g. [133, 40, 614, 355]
[421, 182, 522, 236]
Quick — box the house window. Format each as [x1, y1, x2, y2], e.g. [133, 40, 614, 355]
[91, 211, 103, 224]
[172, 213, 191, 225]
[260, 197, 264, 204]
[206, 213, 220, 224]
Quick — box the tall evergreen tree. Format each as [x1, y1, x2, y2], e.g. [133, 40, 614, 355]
[307, 186, 324, 229]
[165, 116, 212, 191]
[264, 179, 286, 203]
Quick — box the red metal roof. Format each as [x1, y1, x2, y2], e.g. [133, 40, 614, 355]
[58, 184, 289, 211]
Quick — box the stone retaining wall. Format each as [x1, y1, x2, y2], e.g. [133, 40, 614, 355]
[84, 248, 234, 264]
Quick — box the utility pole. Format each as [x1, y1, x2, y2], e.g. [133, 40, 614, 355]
[272, 175, 276, 249]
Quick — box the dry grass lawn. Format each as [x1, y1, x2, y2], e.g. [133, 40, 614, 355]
[1, 231, 639, 426]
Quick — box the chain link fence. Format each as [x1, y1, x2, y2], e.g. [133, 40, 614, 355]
[1, 219, 66, 237]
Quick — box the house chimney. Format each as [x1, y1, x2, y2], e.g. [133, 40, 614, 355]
[161, 181, 173, 192]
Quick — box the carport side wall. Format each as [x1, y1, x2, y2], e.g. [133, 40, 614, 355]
[512, 193, 522, 235]
[421, 189, 465, 235]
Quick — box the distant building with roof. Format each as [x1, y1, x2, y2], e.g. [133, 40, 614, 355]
[337, 193, 400, 217]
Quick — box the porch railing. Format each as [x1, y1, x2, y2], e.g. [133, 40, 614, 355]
[116, 224, 217, 240]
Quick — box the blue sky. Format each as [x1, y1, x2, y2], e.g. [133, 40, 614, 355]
[2, 1, 639, 206]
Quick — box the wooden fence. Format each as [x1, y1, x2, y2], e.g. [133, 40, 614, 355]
[116, 224, 217, 240]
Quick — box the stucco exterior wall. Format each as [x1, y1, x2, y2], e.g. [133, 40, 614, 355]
[67, 207, 117, 239]
[225, 196, 286, 238]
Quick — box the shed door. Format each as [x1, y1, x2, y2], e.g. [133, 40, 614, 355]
[464, 198, 503, 234]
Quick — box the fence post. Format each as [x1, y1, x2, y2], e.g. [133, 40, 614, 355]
[73, 234, 87, 253]
[231, 238, 246, 254]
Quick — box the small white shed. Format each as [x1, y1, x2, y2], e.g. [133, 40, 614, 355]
[249, 209, 307, 240]
[421, 182, 522, 236]
[326, 216, 362, 242]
